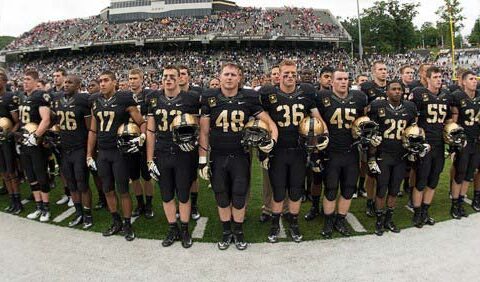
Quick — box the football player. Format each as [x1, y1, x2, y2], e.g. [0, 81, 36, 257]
[367, 81, 417, 235]
[318, 67, 333, 91]
[52, 75, 93, 229]
[199, 62, 278, 250]
[0, 71, 21, 214]
[260, 59, 328, 243]
[410, 63, 432, 89]
[449, 71, 479, 217]
[360, 61, 388, 216]
[86, 70, 145, 241]
[146, 65, 201, 248]
[316, 69, 369, 238]
[19, 69, 52, 222]
[128, 68, 154, 219]
[399, 65, 415, 100]
[209, 78, 220, 89]
[410, 66, 451, 227]
[178, 65, 202, 220]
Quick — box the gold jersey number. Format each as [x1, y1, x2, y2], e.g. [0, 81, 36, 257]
[215, 110, 245, 132]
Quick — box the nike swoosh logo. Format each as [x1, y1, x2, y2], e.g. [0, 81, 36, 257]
[111, 104, 117, 107]
[238, 102, 246, 105]
[298, 97, 305, 100]
[175, 104, 183, 107]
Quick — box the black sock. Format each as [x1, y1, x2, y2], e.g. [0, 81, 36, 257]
[83, 207, 92, 216]
[358, 177, 365, 191]
[146, 195, 153, 206]
[290, 213, 299, 225]
[312, 196, 320, 209]
[222, 220, 231, 233]
[13, 193, 21, 204]
[474, 190, 480, 198]
[403, 178, 410, 191]
[111, 212, 121, 222]
[74, 203, 83, 216]
[35, 201, 43, 210]
[421, 203, 430, 212]
[271, 213, 281, 226]
[43, 202, 50, 212]
[233, 221, 243, 233]
[64, 187, 71, 197]
[124, 217, 131, 225]
[180, 221, 188, 231]
[458, 195, 465, 204]
[191, 192, 198, 207]
[136, 195, 145, 208]
[169, 222, 178, 230]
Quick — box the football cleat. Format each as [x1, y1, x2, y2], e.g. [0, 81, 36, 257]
[39, 211, 51, 222]
[458, 200, 468, 218]
[289, 225, 303, 243]
[132, 206, 144, 218]
[67, 197, 74, 207]
[366, 200, 375, 217]
[334, 215, 351, 237]
[181, 229, 193, 249]
[191, 206, 200, 221]
[267, 226, 280, 243]
[450, 203, 461, 220]
[68, 215, 83, 227]
[4, 203, 14, 213]
[384, 209, 400, 233]
[162, 225, 180, 247]
[233, 231, 248, 251]
[259, 212, 271, 223]
[144, 205, 154, 219]
[56, 195, 69, 205]
[422, 211, 436, 225]
[304, 206, 319, 221]
[27, 209, 42, 220]
[83, 215, 93, 230]
[123, 222, 136, 241]
[11, 202, 23, 215]
[94, 200, 106, 210]
[102, 220, 123, 237]
[472, 196, 480, 212]
[217, 231, 233, 251]
[412, 209, 423, 228]
[321, 214, 335, 239]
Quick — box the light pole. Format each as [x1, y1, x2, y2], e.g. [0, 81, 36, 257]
[357, 0, 363, 60]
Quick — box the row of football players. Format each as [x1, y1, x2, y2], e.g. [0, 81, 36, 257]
[0, 61, 479, 251]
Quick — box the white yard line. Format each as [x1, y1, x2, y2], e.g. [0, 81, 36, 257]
[346, 213, 367, 233]
[192, 217, 208, 239]
[53, 207, 76, 223]
[21, 199, 30, 205]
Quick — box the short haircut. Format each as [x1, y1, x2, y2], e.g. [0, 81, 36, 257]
[400, 65, 413, 74]
[386, 80, 403, 91]
[99, 70, 116, 81]
[25, 69, 40, 80]
[461, 70, 477, 81]
[67, 74, 81, 86]
[426, 66, 441, 78]
[89, 79, 99, 85]
[209, 77, 220, 83]
[55, 68, 67, 76]
[320, 66, 334, 76]
[332, 68, 348, 79]
[418, 63, 432, 73]
[279, 59, 296, 71]
[271, 65, 280, 71]
[221, 62, 243, 76]
[37, 80, 46, 86]
[178, 65, 190, 76]
[163, 65, 180, 76]
[456, 68, 468, 79]
[371, 61, 386, 71]
[128, 68, 144, 78]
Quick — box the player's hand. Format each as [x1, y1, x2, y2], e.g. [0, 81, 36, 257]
[367, 159, 381, 175]
[179, 140, 197, 152]
[407, 153, 417, 162]
[129, 133, 146, 148]
[315, 136, 329, 151]
[86, 157, 97, 172]
[419, 143, 431, 158]
[147, 160, 160, 181]
[22, 133, 37, 146]
[370, 135, 382, 147]
[259, 139, 275, 153]
[198, 157, 210, 181]
[258, 152, 270, 170]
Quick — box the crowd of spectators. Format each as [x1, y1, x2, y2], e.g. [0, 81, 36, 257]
[4, 7, 346, 51]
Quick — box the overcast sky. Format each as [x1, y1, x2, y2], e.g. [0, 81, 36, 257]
[0, 0, 478, 37]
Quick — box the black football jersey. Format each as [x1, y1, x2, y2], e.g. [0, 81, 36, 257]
[368, 99, 417, 155]
[0, 92, 19, 121]
[18, 90, 51, 126]
[133, 89, 152, 117]
[259, 84, 317, 148]
[360, 81, 387, 104]
[316, 90, 368, 152]
[410, 87, 452, 144]
[52, 92, 91, 151]
[450, 89, 480, 141]
[147, 90, 201, 151]
[90, 91, 137, 150]
[201, 88, 263, 152]
[400, 81, 413, 101]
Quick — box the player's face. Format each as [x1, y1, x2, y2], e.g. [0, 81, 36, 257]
[150, 83, 159, 90]
[178, 69, 189, 87]
[64, 77, 79, 95]
[280, 65, 297, 88]
[53, 72, 65, 87]
[23, 75, 37, 93]
[420, 64, 431, 79]
[162, 69, 179, 91]
[373, 64, 387, 81]
[128, 74, 143, 91]
[271, 67, 280, 85]
[252, 78, 260, 88]
[356, 75, 368, 85]
[99, 75, 116, 95]
[119, 81, 129, 91]
[332, 71, 349, 95]
[462, 74, 478, 92]
[209, 78, 220, 89]
[88, 81, 100, 94]
[427, 72, 442, 90]
[36, 82, 45, 90]
[387, 82, 403, 103]
[319, 72, 332, 88]
[401, 67, 414, 84]
[220, 66, 241, 91]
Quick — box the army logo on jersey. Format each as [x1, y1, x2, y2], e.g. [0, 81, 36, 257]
[208, 97, 217, 107]
[379, 108, 386, 117]
[422, 93, 429, 102]
[368, 89, 375, 96]
[150, 98, 157, 108]
[43, 93, 51, 103]
[92, 101, 97, 111]
[12, 95, 19, 105]
[269, 94, 277, 104]
[323, 97, 331, 107]
[460, 99, 467, 108]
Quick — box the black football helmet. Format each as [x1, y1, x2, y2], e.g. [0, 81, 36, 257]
[444, 122, 466, 149]
[241, 119, 271, 149]
[171, 113, 199, 145]
[402, 124, 426, 153]
[298, 116, 327, 151]
[117, 122, 141, 154]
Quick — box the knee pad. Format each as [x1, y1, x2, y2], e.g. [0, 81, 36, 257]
[324, 186, 337, 201]
[177, 188, 190, 204]
[341, 185, 355, 200]
[232, 194, 246, 210]
[288, 186, 303, 202]
[40, 183, 50, 193]
[215, 192, 230, 208]
[272, 187, 286, 203]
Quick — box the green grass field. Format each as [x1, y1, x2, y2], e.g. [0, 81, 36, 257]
[0, 158, 476, 243]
